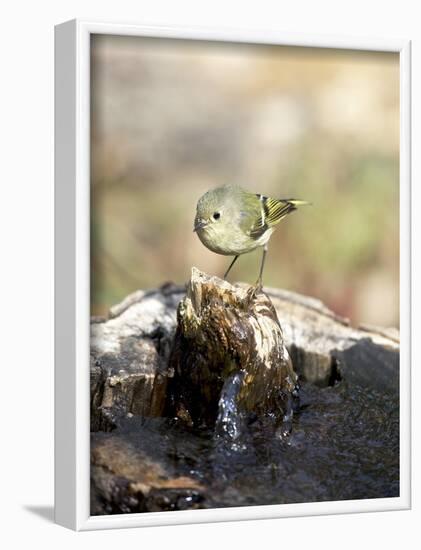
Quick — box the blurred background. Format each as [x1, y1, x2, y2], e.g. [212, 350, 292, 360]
[90, 35, 399, 327]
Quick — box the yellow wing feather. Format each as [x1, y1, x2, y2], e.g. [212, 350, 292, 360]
[249, 195, 310, 239]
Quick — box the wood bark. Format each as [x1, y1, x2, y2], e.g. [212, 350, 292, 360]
[90, 269, 399, 430]
[90, 268, 400, 514]
[168, 268, 297, 429]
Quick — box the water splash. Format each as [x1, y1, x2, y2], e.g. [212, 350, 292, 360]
[95, 380, 399, 512]
[214, 372, 248, 450]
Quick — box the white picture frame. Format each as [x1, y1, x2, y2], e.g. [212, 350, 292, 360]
[54, 19, 411, 531]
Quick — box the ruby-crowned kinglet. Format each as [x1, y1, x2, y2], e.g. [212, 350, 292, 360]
[194, 184, 309, 287]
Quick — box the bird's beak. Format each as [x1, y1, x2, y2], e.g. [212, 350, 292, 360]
[193, 218, 208, 232]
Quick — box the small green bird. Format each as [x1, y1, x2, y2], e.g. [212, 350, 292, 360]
[194, 184, 309, 288]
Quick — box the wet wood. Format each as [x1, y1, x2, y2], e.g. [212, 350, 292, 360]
[91, 432, 206, 515]
[90, 269, 399, 429]
[90, 270, 400, 514]
[168, 268, 297, 428]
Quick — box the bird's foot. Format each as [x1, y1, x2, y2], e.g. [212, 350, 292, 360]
[254, 278, 264, 293]
[246, 280, 264, 303]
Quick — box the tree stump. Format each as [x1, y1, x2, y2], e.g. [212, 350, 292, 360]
[168, 268, 298, 434]
[89, 272, 400, 513]
[90, 271, 399, 431]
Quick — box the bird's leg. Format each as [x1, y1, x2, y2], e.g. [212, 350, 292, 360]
[255, 244, 268, 291]
[224, 255, 239, 280]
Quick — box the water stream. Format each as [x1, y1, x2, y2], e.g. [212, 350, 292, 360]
[109, 378, 399, 509]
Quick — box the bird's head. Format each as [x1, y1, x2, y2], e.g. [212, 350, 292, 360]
[194, 185, 238, 233]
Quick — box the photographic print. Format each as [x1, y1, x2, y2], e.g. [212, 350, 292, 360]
[88, 34, 400, 517]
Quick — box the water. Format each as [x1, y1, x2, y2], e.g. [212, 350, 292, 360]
[215, 371, 248, 447]
[108, 379, 399, 509]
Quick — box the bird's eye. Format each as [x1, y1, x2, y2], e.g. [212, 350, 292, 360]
[213, 212, 221, 220]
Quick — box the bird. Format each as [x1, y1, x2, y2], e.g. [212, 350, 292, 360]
[193, 184, 309, 288]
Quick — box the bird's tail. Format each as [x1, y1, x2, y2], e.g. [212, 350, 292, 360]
[285, 199, 312, 207]
[263, 197, 311, 226]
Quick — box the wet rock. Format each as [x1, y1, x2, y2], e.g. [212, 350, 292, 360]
[91, 431, 206, 515]
[90, 382, 399, 515]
